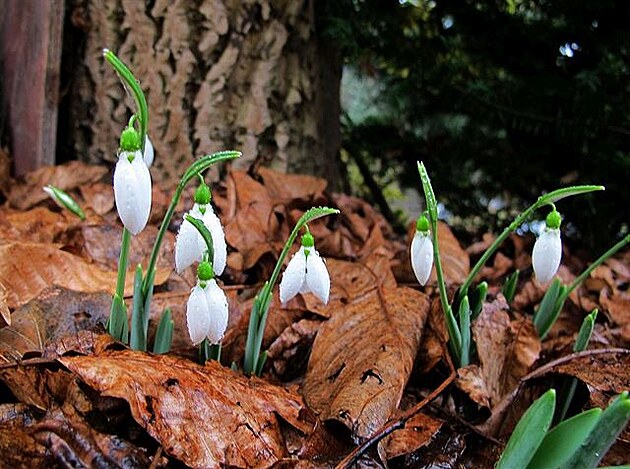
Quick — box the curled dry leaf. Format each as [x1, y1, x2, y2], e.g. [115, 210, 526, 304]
[61, 350, 310, 469]
[0, 282, 9, 326]
[8, 161, 108, 210]
[553, 351, 630, 394]
[301, 286, 429, 441]
[382, 412, 444, 460]
[456, 297, 541, 409]
[0, 242, 169, 308]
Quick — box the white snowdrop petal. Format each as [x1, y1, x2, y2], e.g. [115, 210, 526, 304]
[411, 232, 434, 286]
[279, 247, 307, 304]
[533, 228, 562, 284]
[202, 207, 227, 276]
[130, 153, 152, 230]
[175, 218, 202, 273]
[305, 249, 330, 304]
[203, 280, 229, 344]
[186, 285, 212, 345]
[143, 135, 154, 167]
[113, 152, 151, 235]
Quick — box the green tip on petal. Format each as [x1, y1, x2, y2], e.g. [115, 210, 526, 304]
[546, 207, 562, 229]
[301, 232, 315, 248]
[197, 261, 214, 281]
[120, 125, 141, 152]
[194, 181, 211, 205]
[416, 214, 430, 233]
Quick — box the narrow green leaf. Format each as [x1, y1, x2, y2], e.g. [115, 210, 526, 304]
[527, 407, 602, 469]
[533, 278, 563, 337]
[129, 265, 146, 351]
[502, 270, 519, 305]
[152, 308, 173, 354]
[574, 309, 597, 353]
[496, 389, 556, 469]
[43, 185, 86, 220]
[182, 151, 242, 186]
[458, 296, 471, 366]
[470, 281, 488, 319]
[255, 350, 268, 376]
[562, 392, 630, 469]
[538, 185, 604, 205]
[108, 294, 128, 342]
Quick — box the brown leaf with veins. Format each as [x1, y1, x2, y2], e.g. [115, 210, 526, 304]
[8, 161, 108, 210]
[61, 350, 310, 469]
[382, 412, 444, 460]
[457, 297, 541, 409]
[0, 207, 73, 244]
[0, 287, 111, 362]
[301, 286, 429, 441]
[0, 242, 170, 308]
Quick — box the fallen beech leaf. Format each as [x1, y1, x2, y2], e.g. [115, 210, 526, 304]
[600, 289, 630, 341]
[0, 242, 170, 308]
[553, 352, 630, 394]
[0, 288, 110, 362]
[268, 319, 321, 378]
[79, 182, 114, 215]
[61, 350, 310, 468]
[456, 297, 541, 409]
[0, 282, 9, 326]
[31, 404, 151, 467]
[0, 366, 50, 410]
[0, 207, 72, 244]
[302, 287, 429, 441]
[258, 166, 327, 202]
[8, 161, 108, 210]
[382, 412, 444, 459]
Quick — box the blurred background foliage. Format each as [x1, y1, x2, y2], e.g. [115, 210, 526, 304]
[323, 0, 629, 249]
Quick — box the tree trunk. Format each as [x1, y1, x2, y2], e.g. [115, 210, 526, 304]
[61, 0, 342, 188]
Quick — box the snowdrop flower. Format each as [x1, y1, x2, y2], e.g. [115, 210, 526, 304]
[532, 207, 562, 284]
[410, 214, 434, 286]
[143, 135, 154, 167]
[279, 232, 330, 305]
[175, 180, 227, 275]
[113, 124, 152, 235]
[186, 261, 228, 344]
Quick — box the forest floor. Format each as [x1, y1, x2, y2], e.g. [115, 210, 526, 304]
[0, 161, 628, 467]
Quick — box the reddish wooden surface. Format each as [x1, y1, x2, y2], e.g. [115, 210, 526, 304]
[1, 0, 64, 176]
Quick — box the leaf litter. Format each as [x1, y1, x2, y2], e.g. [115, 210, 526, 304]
[0, 161, 628, 467]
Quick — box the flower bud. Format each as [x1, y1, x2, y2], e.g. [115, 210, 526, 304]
[410, 229, 433, 286]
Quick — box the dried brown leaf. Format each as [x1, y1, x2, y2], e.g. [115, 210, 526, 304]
[0, 207, 72, 244]
[0, 242, 169, 308]
[456, 297, 541, 409]
[258, 166, 327, 202]
[553, 352, 630, 394]
[79, 181, 114, 215]
[61, 350, 310, 468]
[0, 282, 9, 326]
[382, 412, 443, 460]
[302, 287, 429, 441]
[0, 288, 111, 362]
[8, 161, 108, 210]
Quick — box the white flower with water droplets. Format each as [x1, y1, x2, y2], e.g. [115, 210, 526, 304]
[175, 203, 227, 275]
[279, 233, 330, 305]
[410, 215, 433, 286]
[186, 278, 229, 345]
[113, 149, 152, 235]
[532, 208, 562, 284]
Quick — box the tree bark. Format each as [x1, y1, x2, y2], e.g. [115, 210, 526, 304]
[62, 0, 342, 187]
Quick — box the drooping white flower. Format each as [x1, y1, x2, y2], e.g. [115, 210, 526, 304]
[186, 278, 229, 345]
[113, 149, 152, 235]
[532, 207, 563, 284]
[411, 231, 434, 286]
[143, 135, 154, 167]
[175, 203, 227, 275]
[279, 233, 330, 305]
[410, 215, 434, 286]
